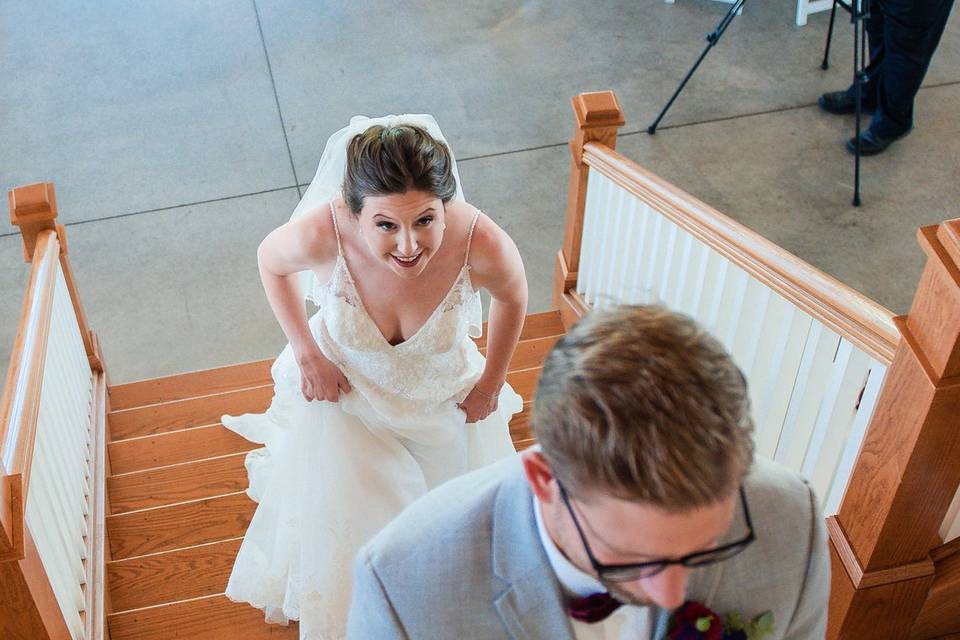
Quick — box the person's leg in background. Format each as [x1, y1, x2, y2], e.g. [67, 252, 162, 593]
[818, 2, 885, 114]
[847, 0, 955, 153]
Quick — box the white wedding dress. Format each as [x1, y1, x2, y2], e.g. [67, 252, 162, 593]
[222, 203, 522, 640]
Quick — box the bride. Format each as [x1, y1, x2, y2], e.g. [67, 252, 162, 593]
[221, 115, 528, 639]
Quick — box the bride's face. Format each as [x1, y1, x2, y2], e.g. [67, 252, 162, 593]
[357, 190, 445, 279]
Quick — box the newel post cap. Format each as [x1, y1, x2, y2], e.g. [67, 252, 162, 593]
[572, 91, 625, 129]
[8, 183, 59, 261]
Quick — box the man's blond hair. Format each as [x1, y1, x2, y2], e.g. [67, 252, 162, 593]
[533, 305, 754, 509]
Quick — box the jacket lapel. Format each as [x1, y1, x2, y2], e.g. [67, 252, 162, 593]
[490, 467, 573, 640]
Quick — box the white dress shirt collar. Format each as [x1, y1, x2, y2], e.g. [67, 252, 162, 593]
[533, 493, 607, 598]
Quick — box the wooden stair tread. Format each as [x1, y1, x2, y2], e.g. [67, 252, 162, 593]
[107, 310, 563, 412]
[107, 593, 298, 640]
[108, 422, 258, 475]
[108, 452, 249, 514]
[109, 385, 273, 442]
[109, 360, 274, 411]
[107, 491, 254, 560]
[476, 310, 563, 349]
[481, 332, 561, 371]
[108, 538, 242, 612]
[509, 402, 534, 448]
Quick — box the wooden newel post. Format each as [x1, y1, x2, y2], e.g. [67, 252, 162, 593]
[554, 91, 625, 323]
[8, 183, 58, 262]
[827, 219, 960, 639]
[8, 183, 103, 373]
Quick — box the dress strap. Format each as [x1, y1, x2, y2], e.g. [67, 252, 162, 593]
[464, 209, 481, 267]
[329, 201, 343, 256]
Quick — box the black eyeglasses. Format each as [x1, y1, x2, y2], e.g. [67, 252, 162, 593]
[557, 482, 755, 582]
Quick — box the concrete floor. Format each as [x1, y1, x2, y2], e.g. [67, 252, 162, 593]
[2, 1, 958, 383]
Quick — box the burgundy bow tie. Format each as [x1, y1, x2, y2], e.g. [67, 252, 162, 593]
[567, 592, 623, 623]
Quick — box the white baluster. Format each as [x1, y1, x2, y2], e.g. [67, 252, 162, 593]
[755, 305, 813, 452]
[616, 196, 640, 303]
[666, 231, 695, 311]
[579, 170, 602, 304]
[801, 340, 871, 502]
[627, 200, 653, 304]
[712, 264, 750, 347]
[825, 361, 887, 514]
[729, 280, 771, 377]
[774, 322, 841, 470]
[680, 242, 712, 319]
[699, 252, 730, 333]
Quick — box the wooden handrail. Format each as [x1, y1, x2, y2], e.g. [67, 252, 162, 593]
[0, 229, 60, 561]
[581, 142, 900, 364]
[8, 183, 102, 373]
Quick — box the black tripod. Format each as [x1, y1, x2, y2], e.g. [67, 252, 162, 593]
[822, 0, 872, 206]
[648, 0, 746, 135]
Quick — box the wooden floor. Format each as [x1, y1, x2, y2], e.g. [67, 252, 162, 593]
[102, 311, 564, 639]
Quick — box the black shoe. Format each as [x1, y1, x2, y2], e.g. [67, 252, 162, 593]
[818, 90, 875, 115]
[846, 128, 910, 156]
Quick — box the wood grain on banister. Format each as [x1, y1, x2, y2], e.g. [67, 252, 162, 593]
[581, 143, 899, 364]
[559, 92, 625, 305]
[0, 230, 61, 561]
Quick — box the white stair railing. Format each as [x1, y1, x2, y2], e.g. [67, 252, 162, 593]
[1, 183, 106, 640]
[22, 265, 95, 639]
[577, 168, 895, 517]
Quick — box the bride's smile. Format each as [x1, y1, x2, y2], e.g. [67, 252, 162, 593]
[358, 190, 446, 279]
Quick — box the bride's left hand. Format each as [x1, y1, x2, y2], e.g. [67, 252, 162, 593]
[457, 384, 500, 424]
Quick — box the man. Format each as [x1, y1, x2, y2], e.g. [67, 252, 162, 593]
[347, 305, 829, 639]
[819, 0, 955, 155]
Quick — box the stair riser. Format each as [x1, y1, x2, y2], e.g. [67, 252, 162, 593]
[492, 333, 561, 372]
[108, 539, 242, 612]
[476, 310, 564, 349]
[108, 424, 257, 475]
[109, 386, 272, 441]
[109, 360, 274, 411]
[107, 492, 254, 560]
[108, 594, 298, 640]
[108, 453, 249, 514]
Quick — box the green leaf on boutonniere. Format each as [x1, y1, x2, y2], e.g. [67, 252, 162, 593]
[725, 611, 744, 629]
[749, 611, 775, 638]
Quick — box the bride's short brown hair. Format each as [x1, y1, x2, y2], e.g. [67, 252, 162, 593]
[533, 305, 754, 510]
[343, 124, 458, 214]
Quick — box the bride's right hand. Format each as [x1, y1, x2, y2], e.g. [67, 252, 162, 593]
[295, 347, 351, 402]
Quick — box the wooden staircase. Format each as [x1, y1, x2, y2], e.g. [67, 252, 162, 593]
[101, 311, 564, 639]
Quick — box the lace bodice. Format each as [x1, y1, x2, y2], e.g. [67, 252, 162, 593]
[303, 205, 485, 417]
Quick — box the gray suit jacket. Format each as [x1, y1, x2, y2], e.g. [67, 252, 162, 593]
[347, 456, 829, 639]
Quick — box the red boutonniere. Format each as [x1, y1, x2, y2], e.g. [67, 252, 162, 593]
[668, 601, 775, 640]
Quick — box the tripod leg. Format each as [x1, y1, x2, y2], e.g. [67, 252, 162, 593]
[648, 0, 746, 134]
[822, 0, 839, 70]
[852, 1, 863, 206]
[648, 43, 715, 134]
